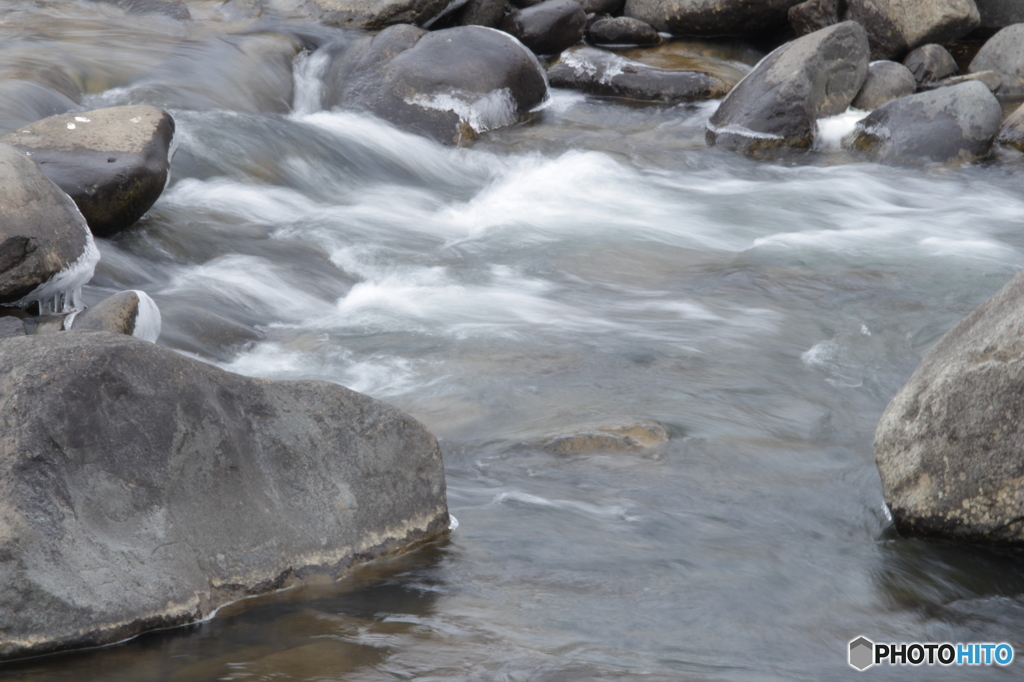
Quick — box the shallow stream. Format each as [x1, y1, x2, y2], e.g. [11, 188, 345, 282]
[4, 2, 1024, 679]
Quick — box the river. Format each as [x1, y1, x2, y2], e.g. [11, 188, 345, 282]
[4, 1, 1024, 680]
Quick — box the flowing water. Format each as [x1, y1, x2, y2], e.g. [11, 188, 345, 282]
[4, 2, 1024, 680]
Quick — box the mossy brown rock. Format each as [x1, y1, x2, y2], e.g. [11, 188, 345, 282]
[540, 419, 670, 455]
[875, 269, 1024, 545]
[0, 105, 175, 238]
[0, 332, 448, 660]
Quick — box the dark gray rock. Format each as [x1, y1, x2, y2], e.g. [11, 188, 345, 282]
[903, 43, 958, 84]
[0, 105, 175, 239]
[844, 0, 980, 60]
[581, 0, 623, 14]
[586, 16, 660, 46]
[922, 69, 1001, 91]
[624, 0, 801, 36]
[875, 269, 1024, 545]
[969, 24, 1024, 94]
[706, 21, 870, 154]
[0, 332, 449, 661]
[455, 0, 506, 27]
[0, 81, 79, 137]
[975, 0, 1024, 31]
[0, 144, 97, 309]
[89, 0, 191, 19]
[67, 290, 161, 342]
[852, 60, 916, 109]
[548, 46, 729, 101]
[156, 299, 265, 362]
[309, 0, 450, 28]
[788, 0, 841, 37]
[844, 80, 1002, 164]
[996, 101, 1024, 152]
[500, 0, 586, 55]
[325, 25, 548, 144]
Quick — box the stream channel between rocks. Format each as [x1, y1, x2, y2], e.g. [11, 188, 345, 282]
[5, 1, 1024, 680]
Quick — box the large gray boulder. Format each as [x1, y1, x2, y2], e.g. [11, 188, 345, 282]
[0, 144, 97, 311]
[706, 21, 870, 154]
[975, 0, 1024, 31]
[875, 269, 1024, 545]
[0, 106, 175, 239]
[844, 0, 980, 60]
[969, 24, 1024, 94]
[623, 0, 801, 37]
[0, 332, 449, 660]
[844, 80, 1001, 164]
[548, 46, 730, 102]
[852, 60, 916, 110]
[500, 0, 587, 56]
[325, 25, 548, 145]
[309, 0, 450, 28]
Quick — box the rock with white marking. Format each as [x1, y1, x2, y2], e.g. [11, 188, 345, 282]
[0, 144, 97, 312]
[67, 290, 161, 342]
[0, 106, 175, 238]
[324, 25, 548, 145]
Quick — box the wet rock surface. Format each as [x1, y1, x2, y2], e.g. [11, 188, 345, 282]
[875, 269, 1024, 545]
[852, 60, 916, 110]
[788, 0, 840, 37]
[845, 80, 1002, 164]
[844, 0, 980, 60]
[706, 21, 869, 153]
[0, 105, 175, 238]
[0, 143, 96, 308]
[89, 0, 192, 20]
[903, 43, 958, 84]
[585, 16, 660, 46]
[309, 0, 451, 28]
[539, 418, 670, 455]
[454, 0, 506, 27]
[499, 0, 587, 55]
[0, 332, 449, 661]
[548, 46, 729, 102]
[969, 23, 1024, 94]
[624, 0, 801, 37]
[325, 24, 548, 144]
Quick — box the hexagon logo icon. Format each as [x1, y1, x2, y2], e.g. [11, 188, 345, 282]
[849, 636, 874, 671]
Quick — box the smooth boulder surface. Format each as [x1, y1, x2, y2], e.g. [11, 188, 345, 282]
[500, 0, 586, 55]
[586, 16, 660, 46]
[309, 0, 450, 28]
[0, 144, 97, 309]
[903, 43, 958, 84]
[0, 105, 175, 238]
[706, 21, 870, 153]
[325, 25, 548, 144]
[844, 80, 1001, 164]
[875, 270, 1024, 545]
[852, 60, 916, 109]
[845, 0, 980, 59]
[788, 0, 840, 37]
[67, 290, 161, 342]
[975, 0, 1024, 31]
[969, 24, 1024, 94]
[996, 101, 1024, 152]
[0, 332, 449, 660]
[624, 0, 801, 37]
[548, 46, 729, 102]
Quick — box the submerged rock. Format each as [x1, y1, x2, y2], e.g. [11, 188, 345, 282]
[67, 290, 161, 342]
[706, 21, 869, 154]
[0, 144, 97, 311]
[325, 25, 548, 144]
[0, 332, 449, 661]
[844, 80, 1002, 164]
[851, 60, 916, 110]
[156, 299, 265, 362]
[624, 0, 800, 37]
[548, 46, 729, 102]
[585, 16, 660, 46]
[88, 0, 191, 19]
[788, 0, 840, 37]
[875, 269, 1024, 546]
[309, 0, 450, 28]
[0, 80, 79, 136]
[499, 0, 587, 55]
[969, 24, 1024, 94]
[0, 105, 175, 238]
[540, 418, 670, 455]
[844, 0, 980, 60]
[903, 44, 958, 84]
